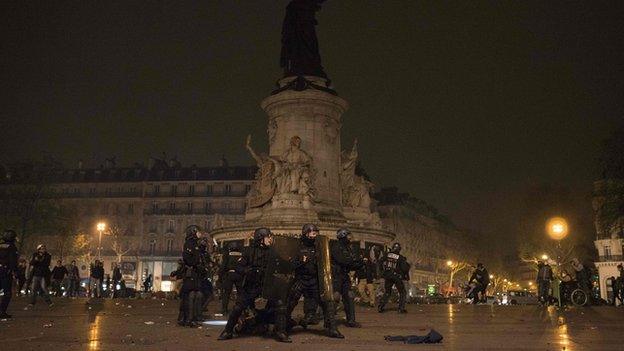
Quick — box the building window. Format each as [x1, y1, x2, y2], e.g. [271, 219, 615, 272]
[224, 202, 231, 210]
[128, 203, 134, 214]
[206, 185, 213, 195]
[168, 219, 175, 232]
[149, 239, 157, 256]
[73, 188, 80, 195]
[169, 202, 176, 211]
[187, 202, 193, 212]
[154, 185, 160, 195]
[105, 188, 112, 196]
[604, 245, 611, 258]
[189, 185, 195, 196]
[152, 202, 158, 212]
[225, 184, 232, 194]
[171, 185, 177, 196]
[130, 187, 137, 194]
[245, 184, 251, 194]
[166, 238, 174, 254]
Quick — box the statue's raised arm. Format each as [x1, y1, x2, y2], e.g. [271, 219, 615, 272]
[245, 135, 263, 165]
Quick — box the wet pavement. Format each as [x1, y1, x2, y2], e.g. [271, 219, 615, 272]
[0, 297, 622, 350]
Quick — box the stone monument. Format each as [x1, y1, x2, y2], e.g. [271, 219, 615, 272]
[210, 0, 393, 246]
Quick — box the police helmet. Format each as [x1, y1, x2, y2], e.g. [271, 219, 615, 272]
[391, 242, 401, 254]
[302, 223, 319, 237]
[336, 228, 351, 240]
[253, 227, 272, 245]
[185, 225, 201, 238]
[2, 229, 17, 242]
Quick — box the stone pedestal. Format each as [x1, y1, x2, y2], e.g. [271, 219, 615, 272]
[261, 76, 348, 213]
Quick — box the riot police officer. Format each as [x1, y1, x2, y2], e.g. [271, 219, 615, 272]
[378, 243, 410, 313]
[219, 241, 243, 315]
[178, 225, 206, 327]
[287, 224, 343, 338]
[218, 227, 290, 343]
[331, 228, 363, 328]
[0, 229, 19, 318]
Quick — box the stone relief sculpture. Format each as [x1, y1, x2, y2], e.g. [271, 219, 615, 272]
[273, 136, 315, 199]
[267, 119, 277, 146]
[340, 139, 373, 209]
[323, 119, 338, 144]
[246, 135, 276, 208]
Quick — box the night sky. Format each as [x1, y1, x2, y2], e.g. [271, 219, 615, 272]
[2, 1, 623, 247]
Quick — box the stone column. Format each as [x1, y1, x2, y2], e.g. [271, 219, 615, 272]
[261, 76, 348, 213]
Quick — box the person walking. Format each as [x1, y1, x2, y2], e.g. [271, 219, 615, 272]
[356, 256, 377, 307]
[536, 261, 553, 305]
[27, 244, 53, 308]
[331, 228, 364, 328]
[50, 260, 68, 297]
[66, 260, 80, 298]
[90, 260, 104, 298]
[377, 243, 410, 313]
[111, 262, 122, 298]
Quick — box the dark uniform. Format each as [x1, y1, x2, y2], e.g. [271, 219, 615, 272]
[178, 225, 206, 327]
[468, 263, 490, 304]
[331, 228, 363, 328]
[287, 224, 343, 338]
[378, 243, 410, 313]
[219, 242, 243, 315]
[218, 227, 290, 343]
[0, 230, 19, 318]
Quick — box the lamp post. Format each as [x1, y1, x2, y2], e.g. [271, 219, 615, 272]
[546, 217, 569, 266]
[97, 222, 106, 261]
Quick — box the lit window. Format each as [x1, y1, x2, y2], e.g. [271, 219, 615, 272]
[166, 238, 174, 254]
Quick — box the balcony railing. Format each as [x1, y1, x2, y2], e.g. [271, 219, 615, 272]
[143, 208, 245, 216]
[146, 190, 248, 198]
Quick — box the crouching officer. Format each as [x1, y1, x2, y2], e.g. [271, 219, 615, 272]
[178, 225, 206, 327]
[0, 229, 19, 319]
[287, 224, 343, 338]
[218, 228, 290, 343]
[378, 243, 410, 313]
[331, 228, 363, 328]
[219, 241, 243, 315]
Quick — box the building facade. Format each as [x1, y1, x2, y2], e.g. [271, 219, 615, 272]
[592, 179, 624, 303]
[1, 160, 255, 291]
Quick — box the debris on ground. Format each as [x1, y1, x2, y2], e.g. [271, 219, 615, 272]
[385, 329, 443, 344]
[43, 323, 53, 328]
[144, 321, 155, 325]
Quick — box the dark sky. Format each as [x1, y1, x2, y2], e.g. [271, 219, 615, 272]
[2, 1, 623, 244]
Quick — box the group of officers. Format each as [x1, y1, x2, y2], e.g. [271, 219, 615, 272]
[178, 224, 411, 343]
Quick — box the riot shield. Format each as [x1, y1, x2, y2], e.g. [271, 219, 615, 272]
[262, 235, 300, 301]
[316, 235, 334, 302]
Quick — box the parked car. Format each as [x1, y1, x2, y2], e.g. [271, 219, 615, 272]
[501, 290, 538, 305]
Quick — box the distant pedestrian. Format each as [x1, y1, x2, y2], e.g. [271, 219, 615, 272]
[536, 261, 553, 305]
[615, 264, 624, 306]
[111, 262, 122, 298]
[67, 260, 80, 298]
[50, 260, 68, 296]
[16, 259, 27, 296]
[27, 244, 53, 308]
[468, 263, 490, 304]
[90, 260, 104, 298]
[143, 269, 152, 293]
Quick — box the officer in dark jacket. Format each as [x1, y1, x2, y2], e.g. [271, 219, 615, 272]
[218, 227, 290, 343]
[378, 243, 410, 313]
[287, 224, 343, 338]
[28, 244, 53, 307]
[178, 225, 206, 327]
[331, 228, 363, 328]
[0, 229, 19, 318]
[468, 263, 490, 304]
[219, 241, 243, 315]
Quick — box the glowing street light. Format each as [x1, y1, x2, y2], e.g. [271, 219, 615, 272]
[489, 274, 494, 279]
[541, 254, 549, 261]
[447, 260, 453, 267]
[96, 222, 106, 260]
[546, 217, 569, 241]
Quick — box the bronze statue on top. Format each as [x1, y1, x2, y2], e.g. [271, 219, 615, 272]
[280, 0, 328, 79]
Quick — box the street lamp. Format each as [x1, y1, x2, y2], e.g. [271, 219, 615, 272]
[546, 217, 568, 241]
[96, 222, 106, 260]
[541, 254, 549, 261]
